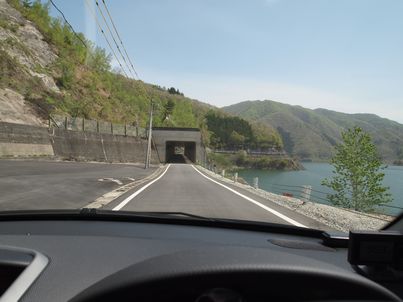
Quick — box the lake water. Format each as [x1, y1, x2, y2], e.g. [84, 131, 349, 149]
[238, 163, 403, 216]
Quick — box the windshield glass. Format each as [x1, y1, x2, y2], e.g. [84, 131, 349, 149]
[0, 0, 402, 233]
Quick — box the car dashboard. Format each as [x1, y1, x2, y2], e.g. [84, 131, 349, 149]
[0, 218, 401, 302]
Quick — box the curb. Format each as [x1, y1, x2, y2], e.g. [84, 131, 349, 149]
[83, 165, 166, 209]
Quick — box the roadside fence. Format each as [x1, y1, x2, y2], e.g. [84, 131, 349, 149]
[255, 181, 402, 215]
[213, 149, 286, 156]
[49, 114, 146, 138]
[201, 163, 403, 217]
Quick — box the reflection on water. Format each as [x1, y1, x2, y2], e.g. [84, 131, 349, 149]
[238, 163, 403, 216]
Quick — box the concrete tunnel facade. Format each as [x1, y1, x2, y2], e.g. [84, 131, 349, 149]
[151, 127, 205, 164]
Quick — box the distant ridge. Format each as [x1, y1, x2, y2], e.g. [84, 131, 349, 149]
[223, 100, 403, 162]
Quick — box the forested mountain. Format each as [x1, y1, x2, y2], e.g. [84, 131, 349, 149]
[205, 111, 282, 149]
[223, 100, 403, 162]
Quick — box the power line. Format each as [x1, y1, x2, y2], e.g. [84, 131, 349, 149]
[87, 0, 154, 104]
[100, 0, 140, 78]
[84, 0, 129, 78]
[48, 0, 87, 48]
[94, 0, 134, 79]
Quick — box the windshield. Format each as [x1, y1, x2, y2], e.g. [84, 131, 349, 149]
[0, 0, 402, 233]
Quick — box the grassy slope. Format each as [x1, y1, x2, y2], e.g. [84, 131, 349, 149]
[223, 100, 403, 162]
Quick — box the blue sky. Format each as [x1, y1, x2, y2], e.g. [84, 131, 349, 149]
[49, 0, 403, 122]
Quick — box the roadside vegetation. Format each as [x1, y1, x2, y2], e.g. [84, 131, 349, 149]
[322, 127, 392, 212]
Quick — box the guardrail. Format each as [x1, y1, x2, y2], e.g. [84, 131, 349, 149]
[213, 149, 286, 156]
[253, 181, 402, 214]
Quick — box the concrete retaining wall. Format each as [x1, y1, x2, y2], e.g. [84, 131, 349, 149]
[0, 122, 54, 157]
[0, 122, 159, 164]
[49, 128, 159, 163]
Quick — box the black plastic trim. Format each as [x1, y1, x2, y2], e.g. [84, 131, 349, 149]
[0, 209, 326, 239]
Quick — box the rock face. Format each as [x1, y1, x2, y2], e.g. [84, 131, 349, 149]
[0, 0, 60, 125]
[0, 88, 45, 126]
[0, 0, 58, 68]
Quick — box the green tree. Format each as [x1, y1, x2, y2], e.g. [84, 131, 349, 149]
[86, 45, 111, 73]
[22, 0, 32, 8]
[229, 130, 245, 148]
[322, 127, 392, 212]
[162, 100, 175, 122]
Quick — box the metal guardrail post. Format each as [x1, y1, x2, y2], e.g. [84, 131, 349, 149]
[110, 123, 113, 134]
[82, 118, 85, 131]
[64, 116, 68, 130]
[96, 120, 99, 133]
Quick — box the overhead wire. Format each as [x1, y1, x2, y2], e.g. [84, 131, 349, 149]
[84, 0, 129, 78]
[49, 0, 87, 48]
[89, 0, 152, 103]
[94, 0, 135, 79]
[89, 0, 156, 144]
[100, 0, 140, 78]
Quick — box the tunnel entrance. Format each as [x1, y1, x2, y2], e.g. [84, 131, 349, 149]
[165, 141, 196, 163]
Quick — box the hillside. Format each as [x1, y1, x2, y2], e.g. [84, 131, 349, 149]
[223, 100, 403, 162]
[0, 0, 282, 151]
[0, 0, 203, 128]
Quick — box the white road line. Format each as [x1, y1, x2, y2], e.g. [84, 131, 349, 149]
[112, 164, 171, 211]
[191, 165, 307, 228]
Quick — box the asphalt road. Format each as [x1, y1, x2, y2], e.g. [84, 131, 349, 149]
[0, 160, 330, 229]
[107, 164, 330, 230]
[0, 160, 155, 210]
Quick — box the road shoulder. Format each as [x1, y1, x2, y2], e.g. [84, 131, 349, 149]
[194, 165, 391, 232]
[84, 165, 167, 209]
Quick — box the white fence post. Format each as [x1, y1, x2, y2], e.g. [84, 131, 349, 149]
[253, 177, 259, 189]
[301, 185, 312, 203]
[234, 172, 238, 183]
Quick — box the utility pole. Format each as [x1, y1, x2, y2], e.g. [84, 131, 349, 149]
[145, 100, 153, 169]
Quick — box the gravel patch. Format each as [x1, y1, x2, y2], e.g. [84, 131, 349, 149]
[197, 166, 394, 232]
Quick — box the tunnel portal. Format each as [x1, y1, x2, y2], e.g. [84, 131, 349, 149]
[165, 141, 196, 163]
[151, 127, 204, 164]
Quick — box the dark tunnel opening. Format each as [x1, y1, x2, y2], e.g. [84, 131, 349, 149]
[166, 141, 196, 163]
